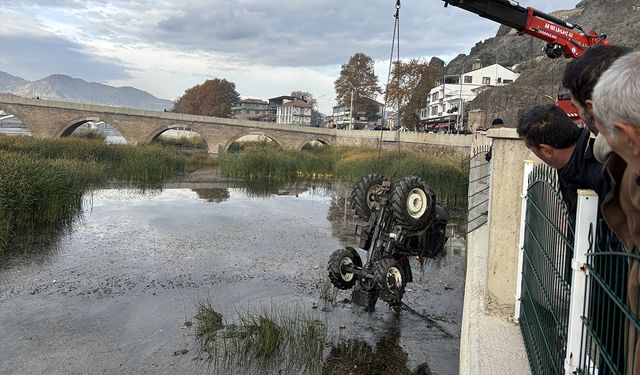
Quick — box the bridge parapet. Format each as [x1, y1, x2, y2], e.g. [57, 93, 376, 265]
[0, 94, 335, 137]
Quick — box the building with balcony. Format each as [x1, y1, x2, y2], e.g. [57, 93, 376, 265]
[233, 98, 270, 120]
[276, 99, 312, 125]
[331, 97, 384, 129]
[420, 63, 519, 131]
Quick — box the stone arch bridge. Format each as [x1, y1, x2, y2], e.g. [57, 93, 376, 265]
[0, 94, 334, 154]
[0, 94, 475, 156]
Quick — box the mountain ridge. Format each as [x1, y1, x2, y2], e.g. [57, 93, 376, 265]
[0, 72, 174, 111]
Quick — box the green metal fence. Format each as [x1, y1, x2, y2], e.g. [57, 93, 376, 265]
[518, 162, 638, 375]
[577, 222, 636, 375]
[519, 163, 574, 375]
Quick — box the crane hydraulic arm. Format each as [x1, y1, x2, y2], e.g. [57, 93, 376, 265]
[442, 0, 608, 59]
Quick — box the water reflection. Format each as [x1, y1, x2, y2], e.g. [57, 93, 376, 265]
[323, 321, 432, 375]
[0, 223, 69, 268]
[192, 188, 230, 203]
[0, 184, 463, 373]
[326, 185, 360, 245]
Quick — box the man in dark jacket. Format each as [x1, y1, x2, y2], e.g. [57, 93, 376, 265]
[517, 104, 606, 214]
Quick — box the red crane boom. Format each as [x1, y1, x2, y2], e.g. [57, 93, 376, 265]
[442, 0, 608, 120]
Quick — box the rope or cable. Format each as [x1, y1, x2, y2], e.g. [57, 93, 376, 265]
[400, 302, 457, 338]
[380, 0, 401, 155]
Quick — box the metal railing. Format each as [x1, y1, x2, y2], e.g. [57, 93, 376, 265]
[465, 144, 491, 233]
[577, 221, 636, 375]
[517, 163, 574, 375]
[515, 162, 639, 375]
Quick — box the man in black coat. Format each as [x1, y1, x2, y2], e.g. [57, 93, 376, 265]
[516, 104, 606, 214]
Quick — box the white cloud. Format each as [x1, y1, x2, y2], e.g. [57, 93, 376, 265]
[1, 0, 580, 113]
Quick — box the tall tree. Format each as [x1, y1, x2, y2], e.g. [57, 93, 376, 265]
[173, 78, 240, 117]
[334, 53, 381, 113]
[385, 59, 441, 130]
[290, 90, 317, 107]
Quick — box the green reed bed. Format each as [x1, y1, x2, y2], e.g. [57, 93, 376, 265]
[195, 301, 327, 374]
[218, 144, 469, 207]
[0, 135, 188, 252]
[152, 135, 208, 150]
[0, 151, 104, 250]
[0, 136, 187, 186]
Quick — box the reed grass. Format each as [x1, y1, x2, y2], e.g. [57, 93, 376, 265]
[70, 128, 107, 141]
[195, 301, 327, 374]
[218, 144, 469, 206]
[0, 135, 188, 252]
[152, 135, 208, 150]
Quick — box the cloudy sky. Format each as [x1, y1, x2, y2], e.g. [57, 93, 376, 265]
[1, 0, 577, 113]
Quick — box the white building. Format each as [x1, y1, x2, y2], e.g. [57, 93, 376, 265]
[276, 99, 312, 125]
[331, 98, 384, 129]
[420, 63, 519, 131]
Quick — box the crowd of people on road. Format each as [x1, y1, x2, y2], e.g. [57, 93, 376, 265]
[514, 45, 640, 374]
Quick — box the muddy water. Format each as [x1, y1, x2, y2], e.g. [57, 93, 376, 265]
[0, 184, 466, 374]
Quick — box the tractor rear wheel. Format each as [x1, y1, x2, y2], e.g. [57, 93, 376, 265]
[390, 175, 435, 230]
[328, 247, 362, 290]
[374, 257, 407, 302]
[350, 174, 385, 220]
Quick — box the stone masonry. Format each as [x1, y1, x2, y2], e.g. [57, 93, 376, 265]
[0, 94, 472, 155]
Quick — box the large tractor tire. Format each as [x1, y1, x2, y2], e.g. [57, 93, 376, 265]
[350, 174, 385, 220]
[390, 175, 436, 230]
[328, 247, 362, 290]
[374, 257, 407, 302]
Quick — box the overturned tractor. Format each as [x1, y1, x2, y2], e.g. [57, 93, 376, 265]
[328, 174, 449, 310]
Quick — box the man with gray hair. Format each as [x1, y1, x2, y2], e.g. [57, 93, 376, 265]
[592, 51, 640, 375]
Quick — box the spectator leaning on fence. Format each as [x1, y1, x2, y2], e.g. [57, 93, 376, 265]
[562, 44, 632, 135]
[516, 104, 607, 215]
[592, 51, 640, 375]
[563, 44, 632, 375]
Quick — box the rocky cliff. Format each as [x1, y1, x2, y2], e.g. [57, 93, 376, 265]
[448, 0, 640, 127]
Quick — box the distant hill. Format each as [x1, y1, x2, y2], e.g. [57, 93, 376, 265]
[0, 72, 173, 111]
[444, 0, 640, 127]
[0, 71, 28, 92]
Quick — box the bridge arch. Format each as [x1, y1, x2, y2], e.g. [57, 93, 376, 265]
[145, 123, 205, 144]
[299, 136, 332, 151]
[147, 123, 209, 153]
[0, 107, 32, 136]
[56, 116, 100, 137]
[224, 131, 283, 152]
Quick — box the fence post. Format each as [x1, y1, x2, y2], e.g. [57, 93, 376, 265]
[564, 189, 598, 375]
[514, 161, 534, 322]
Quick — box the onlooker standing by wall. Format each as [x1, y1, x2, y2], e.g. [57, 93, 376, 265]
[484, 118, 504, 162]
[592, 51, 640, 375]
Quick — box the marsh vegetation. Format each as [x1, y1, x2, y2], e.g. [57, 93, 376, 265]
[0, 135, 187, 252]
[218, 142, 469, 207]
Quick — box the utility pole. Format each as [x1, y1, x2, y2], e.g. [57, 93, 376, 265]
[349, 89, 354, 130]
[457, 64, 464, 133]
